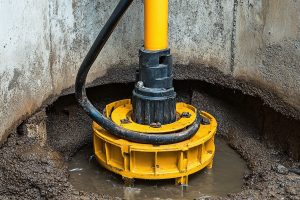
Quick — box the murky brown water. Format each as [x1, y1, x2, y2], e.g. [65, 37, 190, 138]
[68, 138, 248, 199]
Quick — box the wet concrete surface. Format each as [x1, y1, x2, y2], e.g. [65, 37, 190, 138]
[0, 81, 299, 199]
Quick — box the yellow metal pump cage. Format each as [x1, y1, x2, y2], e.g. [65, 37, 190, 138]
[92, 100, 217, 185]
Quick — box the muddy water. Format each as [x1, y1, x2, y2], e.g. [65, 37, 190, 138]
[68, 138, 248, 199]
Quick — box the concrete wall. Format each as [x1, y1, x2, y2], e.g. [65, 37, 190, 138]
[0, 0, 299, 142]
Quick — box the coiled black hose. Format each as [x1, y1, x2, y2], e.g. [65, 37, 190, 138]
[75, 0, 201, 145]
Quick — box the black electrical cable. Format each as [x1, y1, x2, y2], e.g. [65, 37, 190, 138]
[75, 0, 201, 145]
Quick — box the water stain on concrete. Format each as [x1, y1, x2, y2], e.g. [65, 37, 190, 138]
[8, 68, 22, 91]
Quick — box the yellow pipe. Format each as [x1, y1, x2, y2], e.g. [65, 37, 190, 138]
[144, 0, 168, 51]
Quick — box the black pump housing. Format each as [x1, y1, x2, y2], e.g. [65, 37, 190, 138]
[132, 48, 176, 125]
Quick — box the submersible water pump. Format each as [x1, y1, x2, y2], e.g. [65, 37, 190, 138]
[75, 0, 217, 185]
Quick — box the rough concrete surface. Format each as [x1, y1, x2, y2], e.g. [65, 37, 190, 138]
[233, 0, 300, 115]
[1, 0, 300, 144]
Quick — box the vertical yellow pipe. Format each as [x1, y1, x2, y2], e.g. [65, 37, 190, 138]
[144, 0, 168, 51]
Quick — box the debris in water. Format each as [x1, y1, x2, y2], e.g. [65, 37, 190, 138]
[89, 155, 94, 164]
[123, 187, 141, 200]
[69, 168, 83, 172]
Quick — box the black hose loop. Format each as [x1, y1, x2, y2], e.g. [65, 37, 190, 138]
[75, 0, 201, 145]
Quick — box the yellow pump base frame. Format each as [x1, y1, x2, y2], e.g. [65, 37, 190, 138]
[92, 100, 217, 185]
